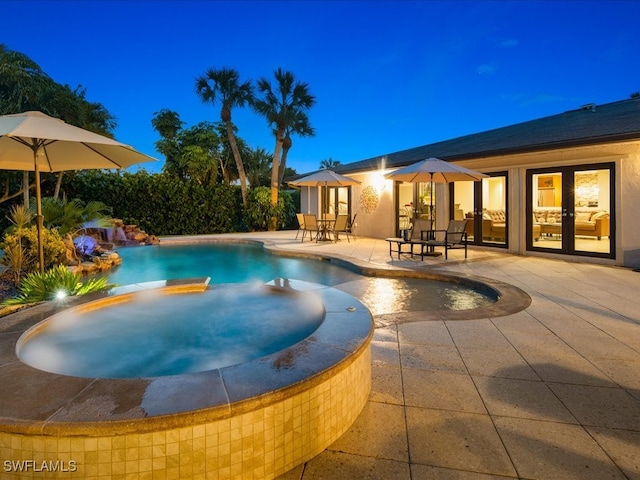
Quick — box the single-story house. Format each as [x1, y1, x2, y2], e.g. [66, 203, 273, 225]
[297, 97, 640, 268]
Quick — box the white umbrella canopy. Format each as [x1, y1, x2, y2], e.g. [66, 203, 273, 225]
[386, 157, 487, 223]
[0, 111, 156, 171]
[289, 170, 360, 216]
[385, 157, 488, 183]
[288, 169, 361, 187]
[0, 111, 157, 272]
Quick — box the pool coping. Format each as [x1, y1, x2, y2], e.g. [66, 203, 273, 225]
[0, 278, 374, 436]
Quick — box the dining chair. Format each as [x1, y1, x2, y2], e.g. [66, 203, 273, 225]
[346, 213, 357, 240]
[302, 214, 320, 242]
[329, 214, 351, 242]
[295, 213, 305, 239]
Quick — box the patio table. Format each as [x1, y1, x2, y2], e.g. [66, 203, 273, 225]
[317, 218, 336, 241]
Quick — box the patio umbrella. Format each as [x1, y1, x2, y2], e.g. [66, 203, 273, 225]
[385, 157, 487, 222]
[288, 170, 360, 215]
[0, 111, 156, 272]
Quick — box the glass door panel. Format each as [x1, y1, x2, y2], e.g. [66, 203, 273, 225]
[454, 173, 507, 247]
[573, 168, 611, 255]
[324, 187, 350, 219]
[453, 181, 475, 240]
[417, 182, 434, 221]
[481, 175, 507, 245]
[395, 182, 414, 236]
[532, 172, 563, 250]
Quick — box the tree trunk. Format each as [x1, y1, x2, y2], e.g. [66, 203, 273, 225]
[23, 171, 29, 206]
[220, 158, 230, 185]
[269, 128, 285, 231]
[226, 121, 248, 208]
[278, 136, 292, 186]
[53, 171, 64, 200]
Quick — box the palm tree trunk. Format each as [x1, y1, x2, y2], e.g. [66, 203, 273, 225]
[278, 144, 291, 186]
[278, 134, 292, 186]
[53, 171, 64, 200]
[269, 132, 284, 231]
[226, 121, 248, 208]
[23, 171, 29, 206]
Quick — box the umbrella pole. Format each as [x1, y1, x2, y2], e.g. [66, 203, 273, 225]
[34, 151, 45, 273]
[429, 174, 434, 228]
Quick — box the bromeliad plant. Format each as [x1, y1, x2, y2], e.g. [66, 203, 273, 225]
[2, 265, 111, 305]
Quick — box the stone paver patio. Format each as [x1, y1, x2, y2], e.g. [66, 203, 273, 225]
[189, 231, 640, 480]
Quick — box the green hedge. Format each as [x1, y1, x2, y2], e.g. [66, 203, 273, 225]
[63, 170, 295, 235]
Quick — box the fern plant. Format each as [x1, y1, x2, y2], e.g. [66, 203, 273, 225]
[2, 265, 111, 305]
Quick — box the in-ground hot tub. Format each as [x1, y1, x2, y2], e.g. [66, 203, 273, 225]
[0, 278, 373, 479]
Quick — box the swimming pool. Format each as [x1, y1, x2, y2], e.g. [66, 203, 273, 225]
[102, 242, 498, 312]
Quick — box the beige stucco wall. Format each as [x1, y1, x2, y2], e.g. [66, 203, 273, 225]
[618, 149, 640, 267]
[349, 171, 396, 238]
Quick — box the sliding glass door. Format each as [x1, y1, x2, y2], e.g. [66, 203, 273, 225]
[527, 163, 614, 258]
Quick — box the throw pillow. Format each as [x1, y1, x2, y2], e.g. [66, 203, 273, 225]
[575, 212, 591, 223]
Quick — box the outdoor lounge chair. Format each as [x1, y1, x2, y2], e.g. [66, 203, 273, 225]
[385, 218, 433, 259]
[302, 214, 320, 242]
[425, 219, 469, 259]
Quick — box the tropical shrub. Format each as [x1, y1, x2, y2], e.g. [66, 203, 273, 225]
[38, 197, 112, 235]
[2, 264, 110, 305]
[246, 187, 296, 231]
[1, 226, 66, 277]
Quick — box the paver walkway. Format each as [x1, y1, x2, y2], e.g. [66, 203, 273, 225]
[180, 232, 640, 479]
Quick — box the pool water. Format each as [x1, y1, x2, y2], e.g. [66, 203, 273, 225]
[106, 243, 362, 286]
[102, 243, 496, 312]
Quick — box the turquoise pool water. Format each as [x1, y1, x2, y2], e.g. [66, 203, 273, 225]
[105, 243, 362, 286]
[103, 242, 496, 312]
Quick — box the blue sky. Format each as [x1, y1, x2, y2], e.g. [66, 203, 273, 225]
[4, 0, 640, 175]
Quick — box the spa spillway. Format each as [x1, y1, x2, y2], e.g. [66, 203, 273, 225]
[1, 278, 373, 480]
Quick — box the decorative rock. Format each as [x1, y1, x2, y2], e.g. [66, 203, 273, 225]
[80, 262, 100, 275]
[63, 234, 80, 266]
[59, 218, 156, 276]
[109, 219, 159, 246]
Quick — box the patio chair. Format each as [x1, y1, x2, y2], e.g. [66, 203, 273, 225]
[302, 214, 321, 242]
[346, 213, 357, 240]
[295, 213, 305, 240]
[328, 214, 351, 242]
[425, 219, 469, 259]
[385, 218, 433, 259]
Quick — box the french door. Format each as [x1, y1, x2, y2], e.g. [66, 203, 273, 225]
[323, 186, 351, 218]
[452, 172, 508, 247]
[527, 163, 614, 258]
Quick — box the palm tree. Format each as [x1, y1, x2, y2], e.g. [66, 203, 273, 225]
[195, 68, 253, 208]
[245, 147, 273, 188]
[253, 68, 315, 230]
[278, 110, 315, 186]
[152, 109, 184, 178]
[320, 158, 341, 170]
